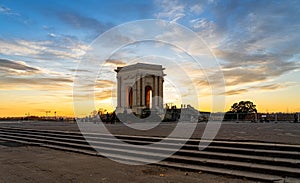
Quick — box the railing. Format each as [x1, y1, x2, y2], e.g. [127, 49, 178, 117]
[221, 112, 299, 122]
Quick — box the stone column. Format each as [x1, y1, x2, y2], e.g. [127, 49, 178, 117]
[158, 76, 163, 107]
[135, 75, 140, 108]
[132, 76, 137, 110]
[153, 75, 157, 107]
[117, 76, 121, 107]
[120, 82, 125, 108]
[141, 76, 145, 106]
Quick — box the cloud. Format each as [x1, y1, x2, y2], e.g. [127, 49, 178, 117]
[57, 11, 113, 33]
[78, 79, 115, 89]
[153, 0, 300, 100]
[95, 80, 115, 89]
[210, 1, 300, 67]
[0, 4, 19, 16]
[0, 58, 40, 74]
[0, 58, 73, 90]
[0, 39, 40, 56]
[194, 80, 210, 87]
[0, 5, 10, 13]
[190, 4, 203, 14]
[72, 89, 113, 101]
[73, 77, 115, 92]
[0, 77, 73, 90]
[225, 88, 248, 96]
[214, 1, 300, 70]
[105, 59, 126, 66]
[192, 18, 217, 40]
[155, 0, 186, 22]
[174, 1, 300, 90]
[253, 83, 296, 91]
[221, 82, 296, 96]
[48, 33, 56, 38]
[95, 90, 113, 101]
[2, 77, 72, 84]
[0, 37, 88, 61]
[217, 50, 300, 86]
[69, 69, 90, 73]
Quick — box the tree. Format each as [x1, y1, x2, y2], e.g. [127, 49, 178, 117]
[229, 101, 257, 114]
[224, 101, 257, 121]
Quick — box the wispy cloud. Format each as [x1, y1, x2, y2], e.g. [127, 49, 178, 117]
[217, 50, 300, 86]
[210, 1, 300, 68]
[0, 4, 19, 16]
[225, 88, 248, 96]
[190, 4, 203, 14]
[57, 11, 113, 33]
[222, 82, 296, 96]
[0, 5, 11, 13]
[168, 0, 300, 95]
[0, 37, 88, 61]
[253, 83, 296, 91]
[105, 59, 126, 66]
[79, 79, 115, 90]
[95, 80, 115, 89]
[155, 0, 186, 22]
[69, 69, 90, 73]
[0, 58, 40, 75]
[72, 89, 113, 101]
[95, 90, 114, 101]
[0, 58, 73, 90]
[0, 77, 72, 90]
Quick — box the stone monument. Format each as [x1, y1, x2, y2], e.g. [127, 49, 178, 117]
[115, 63, 165, 116]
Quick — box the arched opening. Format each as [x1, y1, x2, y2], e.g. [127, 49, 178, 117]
[128, 87, 133, 109]
[145, 86, 152, 108]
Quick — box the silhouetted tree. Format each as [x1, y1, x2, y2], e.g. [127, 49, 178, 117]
[224, 101, 257, 121]
[229, 101, 257, 113]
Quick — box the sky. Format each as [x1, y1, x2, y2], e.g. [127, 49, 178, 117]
[0, 0, 299, 117]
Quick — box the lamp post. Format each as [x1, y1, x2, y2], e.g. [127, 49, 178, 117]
[45, 111, 51, 119]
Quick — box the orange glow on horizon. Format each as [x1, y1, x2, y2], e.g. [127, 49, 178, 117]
[1, 94, 299, 118]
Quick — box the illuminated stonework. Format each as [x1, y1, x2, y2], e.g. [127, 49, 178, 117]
[115, 63, 165, 116]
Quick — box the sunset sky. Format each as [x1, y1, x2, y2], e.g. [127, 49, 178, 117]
[0, 0, 300, 117]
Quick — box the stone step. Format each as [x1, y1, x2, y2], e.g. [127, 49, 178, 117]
[0, 132, 299, 165]
[1, 130, 299, 168]
[198, 145, 300, 159]
[167, 155, 300, 177]
[0, 136, 287, 182]
[0, 136, 42, 146]
[176, 149, 300, 168]
[2, 126, 300, 152]
[157, 161, 285, 182]
[1, 132, 300, 179]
